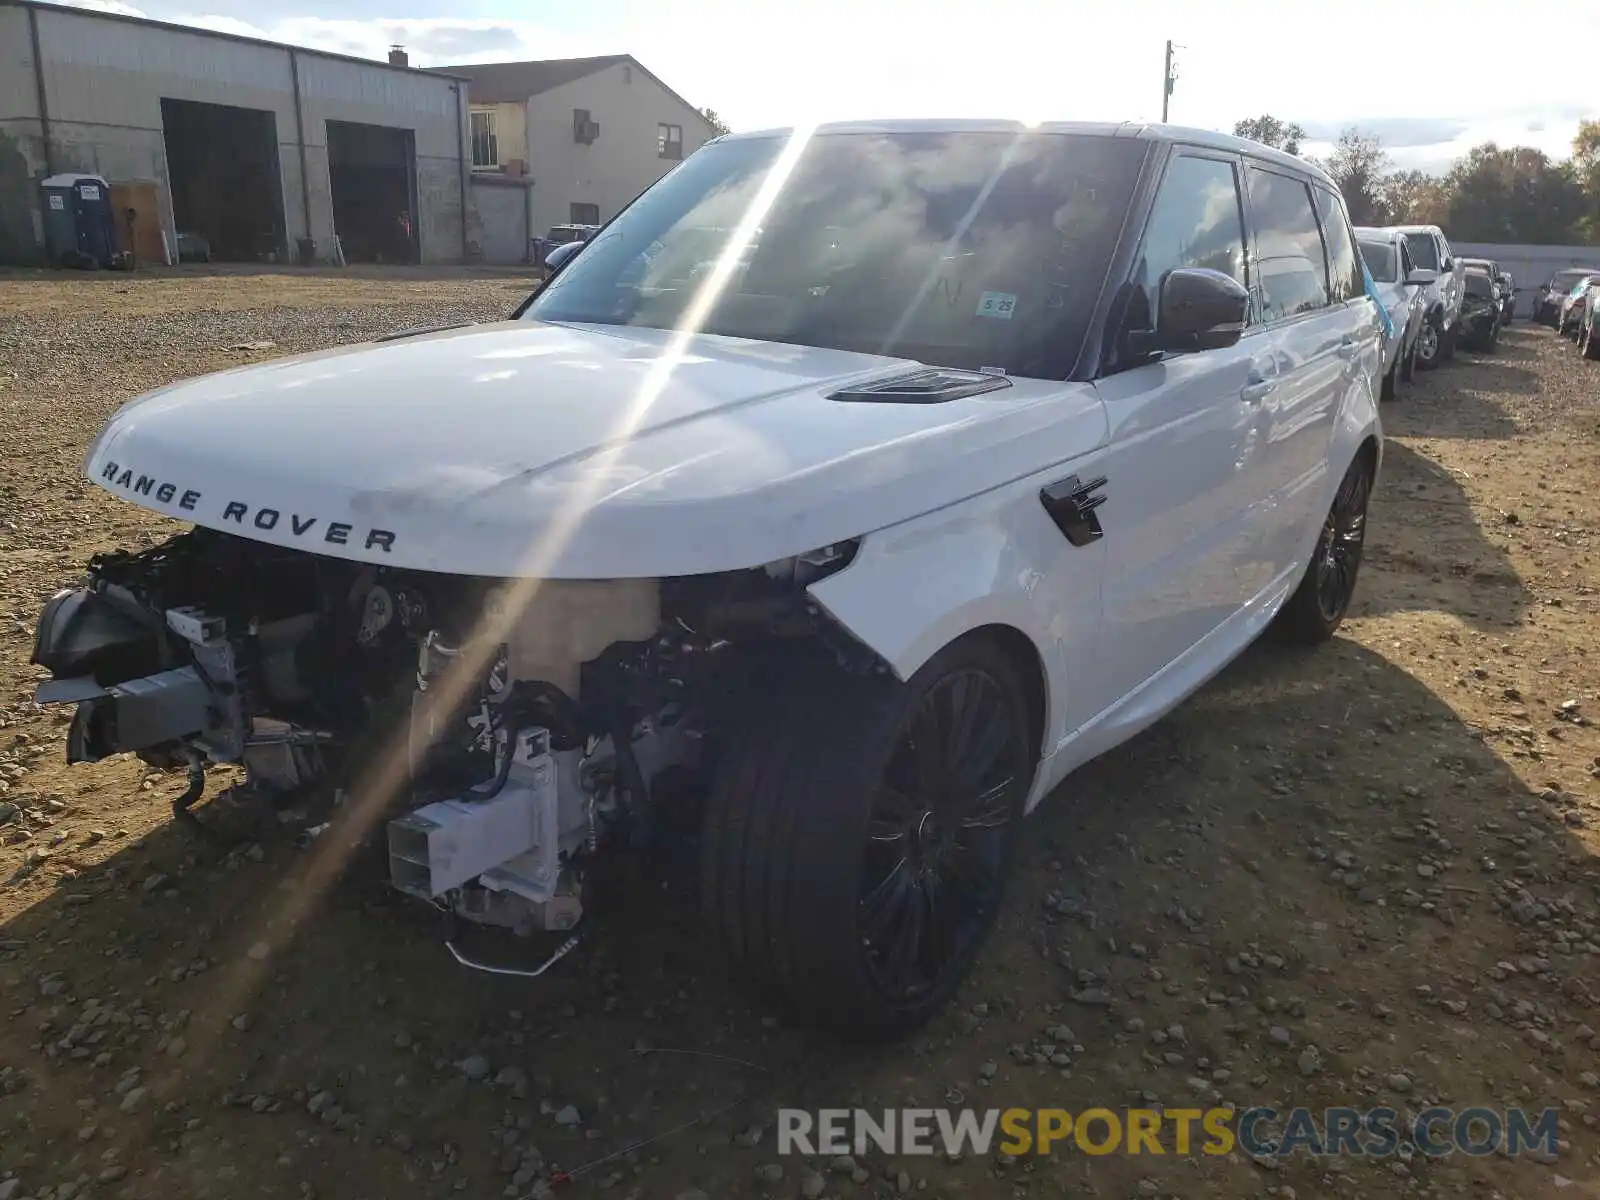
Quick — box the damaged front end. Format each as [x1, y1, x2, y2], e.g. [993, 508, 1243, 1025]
[30, 527, 869, 959]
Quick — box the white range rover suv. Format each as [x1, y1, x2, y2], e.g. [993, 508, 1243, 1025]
[31, 120, 1384, 1041]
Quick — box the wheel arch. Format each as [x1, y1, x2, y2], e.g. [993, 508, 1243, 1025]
[946, 623, 1048, 770]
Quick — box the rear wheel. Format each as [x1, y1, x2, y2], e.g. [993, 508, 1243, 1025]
[1380, 352, 1398, 402]
[1440, 322, 1457, 361]
[1399, 332, 1417, 383]
[701, 636, 1033, 1041]
[1276, 452, 1373, 645]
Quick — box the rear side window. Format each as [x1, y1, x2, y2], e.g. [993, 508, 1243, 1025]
[1129, 153, 1249, 332]
[1245, 165, 1330, 321]
[1314, 187, 1363, 301]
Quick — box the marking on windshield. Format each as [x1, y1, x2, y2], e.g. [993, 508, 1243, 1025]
[976, 291, 1017, 320]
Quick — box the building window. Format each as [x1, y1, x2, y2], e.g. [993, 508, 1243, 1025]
[657, 123, 683, 161]
[573, 109, 599, 144]
[570, 202, 600, 225]
[470, 110, 498, 170]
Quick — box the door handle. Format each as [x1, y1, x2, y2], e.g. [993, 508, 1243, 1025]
[1241, 370, 1275, 403]
[1337, 335, 1357, 360]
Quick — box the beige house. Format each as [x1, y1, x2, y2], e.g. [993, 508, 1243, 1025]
[434, 55, 719, 241]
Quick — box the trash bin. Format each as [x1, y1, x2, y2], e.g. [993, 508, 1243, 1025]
[41, 173, 117, 269]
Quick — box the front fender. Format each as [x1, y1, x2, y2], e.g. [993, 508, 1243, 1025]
[808, 456, 1109, 763]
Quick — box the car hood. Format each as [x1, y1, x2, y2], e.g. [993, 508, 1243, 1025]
[85, 319, 1109, 578]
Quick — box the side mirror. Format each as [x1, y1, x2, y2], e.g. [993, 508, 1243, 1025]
[1151, 267, 1249, 352]
[1404, 268, 1438, 288]
[543, 240, 584, 273]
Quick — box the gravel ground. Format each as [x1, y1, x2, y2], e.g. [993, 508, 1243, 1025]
[2, 270, 1600, 1200]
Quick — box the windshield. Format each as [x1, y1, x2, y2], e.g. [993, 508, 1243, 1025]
[526, 130, 1149, 378]
[1554, 269, 1597, 290]
[1358, 240, 1397, 282]
[1464, 272, 1494, 299]
[1403, 233, 1439, 270]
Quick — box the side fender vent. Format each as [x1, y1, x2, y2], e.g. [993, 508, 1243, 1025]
[828, 368, 1013, 405]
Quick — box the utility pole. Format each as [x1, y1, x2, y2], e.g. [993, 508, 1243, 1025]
[1161, 39, 1175, 122]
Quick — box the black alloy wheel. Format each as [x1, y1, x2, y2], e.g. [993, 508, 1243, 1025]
[1277, 451, 1375, 645]
[701, 635, 1033, 1041]
[858, 668, 1021, 1005]
[1313, 462, 1371, 627]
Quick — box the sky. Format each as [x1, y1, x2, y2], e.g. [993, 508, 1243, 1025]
[53, 0, 1600, 175]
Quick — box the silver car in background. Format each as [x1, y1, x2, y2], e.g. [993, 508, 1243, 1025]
[1356, 228, 1429, 398]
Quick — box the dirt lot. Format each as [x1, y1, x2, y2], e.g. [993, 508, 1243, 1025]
[2, 268, 1600, 1200]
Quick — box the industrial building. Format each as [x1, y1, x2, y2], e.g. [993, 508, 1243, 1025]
[0, 0, 474, 265]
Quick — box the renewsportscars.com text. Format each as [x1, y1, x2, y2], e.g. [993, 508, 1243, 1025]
[776, 1106, 1558, 1159]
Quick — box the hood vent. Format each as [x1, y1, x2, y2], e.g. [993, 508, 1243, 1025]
[374, 323, 474, 343]
[828, 367, 1013, 405]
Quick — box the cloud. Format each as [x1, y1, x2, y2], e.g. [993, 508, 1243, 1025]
[1298, 118, 1470, 148]
[47, 0, 592, 66]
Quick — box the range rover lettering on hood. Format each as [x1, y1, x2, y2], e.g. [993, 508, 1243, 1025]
[99, 460, 398, 553]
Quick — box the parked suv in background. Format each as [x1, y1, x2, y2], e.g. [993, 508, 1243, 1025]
[1534, 267, 1600, 325]
[1356, 227, 1429, 392]
[27, 119, 1386, 1040]
[1357, 224, 1447, 369]
[1391, 225, 1464, 359]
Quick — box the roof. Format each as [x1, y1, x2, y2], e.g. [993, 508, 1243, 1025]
[430, 54, 718, 132]
[8, 0, 470, 81]
[430, 55, 630, 102]
[720, 119, 1336, 187]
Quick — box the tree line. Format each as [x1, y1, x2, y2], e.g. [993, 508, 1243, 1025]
[1233, 115, 1600, 246]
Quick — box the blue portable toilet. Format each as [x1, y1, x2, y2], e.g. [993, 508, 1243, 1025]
[41, 173, 117, 268]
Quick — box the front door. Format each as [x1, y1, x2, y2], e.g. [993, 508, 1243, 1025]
[1090, 150, 1269, 708]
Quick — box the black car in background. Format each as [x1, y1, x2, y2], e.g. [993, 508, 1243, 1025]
[1457, 269, 1502, 350]
[1535, 266, 1600, 325]
[1462, 257, 1516, 324]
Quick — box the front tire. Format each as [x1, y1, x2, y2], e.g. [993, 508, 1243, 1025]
[1415, 318, 1442, 370]
[701, 637, 1033, 1041]
[1276, 452, 1373, 645]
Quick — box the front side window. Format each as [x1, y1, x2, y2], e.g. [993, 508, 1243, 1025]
[528, 130, 1148, 379]
[1314, 187, 1362, 302]
[1405, 232, 1440, 270]
[1127, 153, 1247, 333]
[1245, 165, 1330, 321]
[1358, 240, 1397, 283]
[470, 110, 498, 170]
